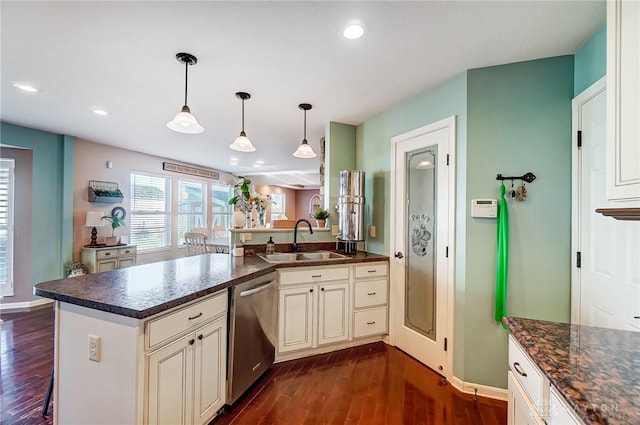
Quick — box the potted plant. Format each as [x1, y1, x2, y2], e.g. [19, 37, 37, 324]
[229, 176, 253, 228]
[102, 213, 126, 246]
[312, 208, 330, 228]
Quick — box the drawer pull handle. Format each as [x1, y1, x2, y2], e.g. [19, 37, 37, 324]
[189, 339, 195, 345]
[513, 362, 527, 377]
[188, 312, 203, 320]
[104, 252, 111, 256]
[366, 321, 376, 325]
[367, 292, 376, 296]
[124, 250, 130, 254]
[367, 270, 376, 273]
[312, 275, 322, 278]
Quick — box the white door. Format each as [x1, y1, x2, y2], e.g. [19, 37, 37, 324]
[193, 317, 226, 425]
[147, 334, 193, 425]
[317, 282, 350, 345]
[278, 285, 315, 353]
[572, 77, 640, 331]
[390, 116, 455, 378]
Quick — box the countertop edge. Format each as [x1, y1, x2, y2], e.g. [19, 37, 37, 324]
[36, 253, 389, 320]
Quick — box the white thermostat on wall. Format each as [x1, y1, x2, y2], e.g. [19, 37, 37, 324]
[471, 199, 498, 218]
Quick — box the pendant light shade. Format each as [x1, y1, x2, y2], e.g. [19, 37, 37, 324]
[167, 53, 204, 134]
[229, 92, 256, 152]
[293, 103, 317, 158]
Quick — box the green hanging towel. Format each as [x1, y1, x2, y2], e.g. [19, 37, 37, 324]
[495, 183, 509, 324]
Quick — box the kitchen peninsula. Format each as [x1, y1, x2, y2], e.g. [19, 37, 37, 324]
[504, 317, 640, 425]
[35, 251, 388, 425]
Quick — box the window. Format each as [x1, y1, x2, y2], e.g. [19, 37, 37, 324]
[211, 184, 233, 229]
[130, 172, 171, 252]
[0, 159, 14, 296]
[270, 193, 285, 221]
[177, 179, 206, 244]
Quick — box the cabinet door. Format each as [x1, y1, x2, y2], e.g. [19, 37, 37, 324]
[278, 285, 314, 353]
[147, 334, 194, 425]
[317, 282, 350, 346]
[193, 316, 226, 425]
[508, 372, 546, 425]
[118, 257, 136, 268]
[97, 259, 118, 272]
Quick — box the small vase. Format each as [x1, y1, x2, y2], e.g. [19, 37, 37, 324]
[257, 210, 267, 228]
[245, 210, 253, 229]
[316, 219, 326, 228]
[232, 210, 246, 229]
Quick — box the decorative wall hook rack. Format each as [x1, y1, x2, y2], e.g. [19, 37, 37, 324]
[496, 172, 536, 183]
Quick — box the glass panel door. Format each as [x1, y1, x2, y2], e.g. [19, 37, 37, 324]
[405, 147, 437, 341]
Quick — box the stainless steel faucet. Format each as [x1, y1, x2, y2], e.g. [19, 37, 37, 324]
[293, 219, 313, 252]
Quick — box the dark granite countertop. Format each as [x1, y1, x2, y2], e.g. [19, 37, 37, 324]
[35, 251, 387, 319]
[504, 317, 640, 425]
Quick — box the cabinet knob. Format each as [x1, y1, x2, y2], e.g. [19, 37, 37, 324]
[321, 287, 325, 291]
[189, 339, 195, 345]
[309, 288, 314, 293]
[394, 252, 404, 259]
[198, 334, 203, 340]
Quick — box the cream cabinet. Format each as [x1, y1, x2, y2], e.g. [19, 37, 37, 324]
[606, 0, 640, 201]
[277, 262, 389, 360]
[507, 336, 548, 425]
[353, 263, 388, 338]
[145, 291, 227, 425]
[277, 266, 350, 354]
[81, 245, 137, 274]
[548, 387, 582, 425]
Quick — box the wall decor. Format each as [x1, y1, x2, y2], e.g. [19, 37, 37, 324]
[162, 162, 219, 179]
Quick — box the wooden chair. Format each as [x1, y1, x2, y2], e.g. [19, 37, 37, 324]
[184, 232, 208, 256]
[191, 227, 210, 238]
[212, 226, 228, 239]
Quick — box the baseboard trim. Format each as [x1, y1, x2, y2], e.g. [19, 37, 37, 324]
[450, 376, 508, 401]
[0, 298, 53, 311]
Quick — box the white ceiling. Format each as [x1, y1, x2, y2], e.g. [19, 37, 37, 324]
[1, 1, 604, 188]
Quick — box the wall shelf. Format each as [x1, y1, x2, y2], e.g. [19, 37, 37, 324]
[595, 208, 640, 221]
[88, 180, 124, 203]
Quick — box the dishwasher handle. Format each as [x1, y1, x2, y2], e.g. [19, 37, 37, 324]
[239, 280, 275, 298]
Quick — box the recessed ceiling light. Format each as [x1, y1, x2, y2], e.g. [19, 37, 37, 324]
[92, 109, 109, 116]
[13, 83, 39, 93]
[343, 23, 364, 40]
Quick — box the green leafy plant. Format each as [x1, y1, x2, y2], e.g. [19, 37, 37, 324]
[312, 208, 330, 220]
[228, 176, 252, 212]
[101, 214, 126, 236]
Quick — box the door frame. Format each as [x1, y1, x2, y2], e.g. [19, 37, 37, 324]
[571, 76, 606, 325]
[388, 115, 456, 380]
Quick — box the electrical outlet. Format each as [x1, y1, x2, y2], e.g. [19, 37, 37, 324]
[331, 225, 339, 236]
[370, 226, 376, 237]
[241, 233, 252, 241]
[89, 335, 101, 362]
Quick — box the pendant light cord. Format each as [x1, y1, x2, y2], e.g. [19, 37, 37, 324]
[303, 109, 307, 140]
[184, 60, 189, 106]
[241, 98, 245, 132]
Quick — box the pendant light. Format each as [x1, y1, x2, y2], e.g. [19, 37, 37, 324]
[229, 92, 256, 152]
[166, 52, 204, 134]
[292, 103, 317, 158]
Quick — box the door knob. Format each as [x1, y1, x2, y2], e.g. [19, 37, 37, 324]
[394, 252, 404, 259]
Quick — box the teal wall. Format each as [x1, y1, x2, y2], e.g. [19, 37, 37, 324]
[325, 122, 356, 226]
[465, 56, 574, 387]
[0, 122, 74, 294]
[356, 55, 575, 389]
[574, 24, 606, 96]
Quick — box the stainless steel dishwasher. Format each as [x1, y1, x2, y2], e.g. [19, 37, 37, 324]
[227, 271, 277, 405]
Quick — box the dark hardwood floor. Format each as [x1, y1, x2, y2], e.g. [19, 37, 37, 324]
[1, 305, 54, 425]
[0, 306, 506, 425]
[215, 343, 506, 425]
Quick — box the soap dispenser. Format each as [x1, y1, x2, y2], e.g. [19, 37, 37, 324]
[266, 236, 276, 255]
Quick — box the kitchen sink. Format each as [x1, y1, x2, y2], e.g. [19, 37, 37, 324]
[259, 250, 348, 263]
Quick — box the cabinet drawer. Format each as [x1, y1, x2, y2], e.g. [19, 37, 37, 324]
[354, 263, 388, 279]
[118, 246, 136, 257]
[279, 266, 349, 286]
[146, 291, 227, 350]
[353, 307, 387, 338]
[508, 336, 545, 415]
[96, 249, 118, 260]
[354, 279, 388, 308]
